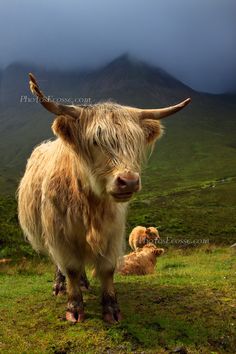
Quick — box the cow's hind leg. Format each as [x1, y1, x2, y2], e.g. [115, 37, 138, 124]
[96, 262, 121, 324]
[53, 267, 66, 296]
[80, 269, 90, 290]
[66, 269, 85, 323]
[53, 267, 90, 295]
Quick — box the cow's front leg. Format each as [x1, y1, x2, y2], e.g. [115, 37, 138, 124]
[66, 269, 85, 323]
[53, 267, 66, 296]
[97, 267, 121, 324]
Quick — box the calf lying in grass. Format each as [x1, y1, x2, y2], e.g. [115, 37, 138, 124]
[117, 243, 164, 275]
[129, 226, 160, 251]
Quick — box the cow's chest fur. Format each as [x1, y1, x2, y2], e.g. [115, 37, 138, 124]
[43, 174, 127, 265]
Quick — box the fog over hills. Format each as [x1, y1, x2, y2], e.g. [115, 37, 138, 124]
[0, 54, 235, 193]
[1, 54, 196, 106]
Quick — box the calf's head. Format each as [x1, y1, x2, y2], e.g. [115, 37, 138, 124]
[142, 243, 165, 257]
[146, 227, 160, 240]
[29, 73, 190, 202]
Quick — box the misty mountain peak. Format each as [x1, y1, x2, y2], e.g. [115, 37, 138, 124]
[0, 54, 196, 107]
[105, 53, 141, 68]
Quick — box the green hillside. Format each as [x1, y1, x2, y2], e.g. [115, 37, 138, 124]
[0, 56, 235, 253]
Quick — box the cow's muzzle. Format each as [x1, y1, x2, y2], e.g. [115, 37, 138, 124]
[111, 171, 140, 202]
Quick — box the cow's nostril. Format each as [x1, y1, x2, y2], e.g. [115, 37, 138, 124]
[117, 176, 127, 188]
[116, 175, 140, 193]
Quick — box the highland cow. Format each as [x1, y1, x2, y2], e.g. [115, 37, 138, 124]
[17, 73, 190, 323]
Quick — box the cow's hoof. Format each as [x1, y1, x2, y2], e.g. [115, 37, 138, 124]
[102, 294, 121, 324]
[80, 272, 90, 291]
[80, 285, 90, 292]
[66, 310, 85, 323]
[66, 301, 85, 323]
[103, 302, 122, 324]
[80, 280, 90, 292]
[53, 268, 66, 296]
[103, 309, 122, 324]
[53, 283, 66, 296]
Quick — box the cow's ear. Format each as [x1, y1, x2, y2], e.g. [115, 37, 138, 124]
[52, 115, 77, 145]
[141, 119, 164, 144]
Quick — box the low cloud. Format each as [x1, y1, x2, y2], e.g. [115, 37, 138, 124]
[0, 0, 235, 93]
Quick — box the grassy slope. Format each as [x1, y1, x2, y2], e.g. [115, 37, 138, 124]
[128, 178, 236, 246]
[1, 177, 236, 259]
[0, 99, 236, 253]
[0, 247, 235, 353]
[127, 101, 236, 245]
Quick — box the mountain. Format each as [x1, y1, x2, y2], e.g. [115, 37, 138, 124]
[0, 54, 235, 195]
[73, 54, 197, 106]
[1, 54, 196, 107]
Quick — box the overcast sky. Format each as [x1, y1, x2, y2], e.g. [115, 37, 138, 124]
[0, 0, 236, 93]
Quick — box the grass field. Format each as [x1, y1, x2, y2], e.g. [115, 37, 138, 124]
[0, 78, 235, 352]
[1, 178, 236, 260]
[0, 247, 235, 353]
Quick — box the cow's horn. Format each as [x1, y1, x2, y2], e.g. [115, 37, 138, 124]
[29, 73, 80, 118]
[137, 98, 191, 120]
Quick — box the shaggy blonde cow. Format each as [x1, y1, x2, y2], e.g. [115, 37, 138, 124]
[18, 73, 190, 323]
[117, 243, 164, 276]
[129, 226, 160, 251]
